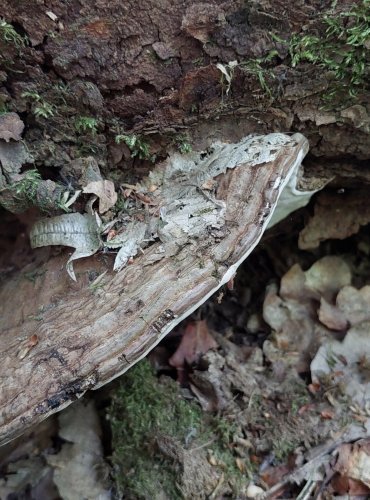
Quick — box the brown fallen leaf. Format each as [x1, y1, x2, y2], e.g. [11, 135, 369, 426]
[333, 439, 370, 488]
[17, 334, 39, 360]
[308, 382, 321, 394]
[83, 179, 117, 213]
[134, 192, 156, 205]
[260, 464, 290, 487]
[235, 457, 246, 472]
[169, 320, 218, 372]
[330, 474, 370, 496]
[318, 297, 348, 331]
[336, 285, 370, 326]
[320, 409, 334, 420]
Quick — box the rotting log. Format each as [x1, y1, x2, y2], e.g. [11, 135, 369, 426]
[1, 0, 368, 448]
[0, 133, 312, 445]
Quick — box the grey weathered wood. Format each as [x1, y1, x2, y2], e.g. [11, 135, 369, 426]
[0, 133, 308, 445]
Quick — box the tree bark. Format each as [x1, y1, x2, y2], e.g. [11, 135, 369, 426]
[0, 0, 369, 444]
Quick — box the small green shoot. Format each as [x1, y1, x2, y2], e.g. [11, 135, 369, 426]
[21, 91, 41, 101]
[53, 82, 70, 104]
[175, 134, 192, 154]
[76, 140, 101, 156]
[57, 189, 81, 212]
[34, 102, 55, 119]
[115, 133, 154, 161]
[240, 50, 278, 98]
[0, 19, 28, 48]
[28, 313, 44, 322]
[21, 91, 55, 119]
[11, 169, 42, 203]
[75, 116, 99, 134]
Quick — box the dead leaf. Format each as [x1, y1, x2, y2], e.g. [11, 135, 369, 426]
[134, 191, 155, 205]
[235, 457, 246, 472]
[308, 382, 321, 394]
[83, 179, 117, 213]
[298, 403, 315, 415]
[263, 256, 352, 371]
[30, 213, 101, 281]
[0, 113, 24, 142]
[260, 464, 290, 487]
[46, 400, 111, 500]
[335, 285, 370, 326]
[318, 297, 348, 331]
[320, 410, 334, 420]
[333, 439, 370, 489]
[311, 321, 370, 407]
[17, 334, 39, 360]
[331, 474, 370, 496]
[169, 320, 218, 371]
[304, 256, 351, 302]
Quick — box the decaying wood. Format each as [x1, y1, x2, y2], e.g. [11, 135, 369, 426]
[0, 133, 308, 445]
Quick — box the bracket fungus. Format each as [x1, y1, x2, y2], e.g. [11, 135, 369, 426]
[0, 132, 325, 445]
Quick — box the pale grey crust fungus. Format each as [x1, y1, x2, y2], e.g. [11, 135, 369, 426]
[0, 132, 327, 445]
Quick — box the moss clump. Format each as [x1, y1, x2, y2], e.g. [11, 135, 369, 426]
[242, 0, 369, 105]
[288, 0, 370, 104]
[109, 361, 203, 498]
[108, 361, 245, 499]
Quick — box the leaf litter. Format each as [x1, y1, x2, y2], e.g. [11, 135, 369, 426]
[110, 224, 370, 498]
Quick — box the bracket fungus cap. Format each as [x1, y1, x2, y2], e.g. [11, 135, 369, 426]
[0, 132, 326, 445]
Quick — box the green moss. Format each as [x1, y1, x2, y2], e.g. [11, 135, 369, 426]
[288, 0, 369, 105]
[109, 361, 246, 499]
[109, 361, 203, 498]
[240, 0, 369, 105]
